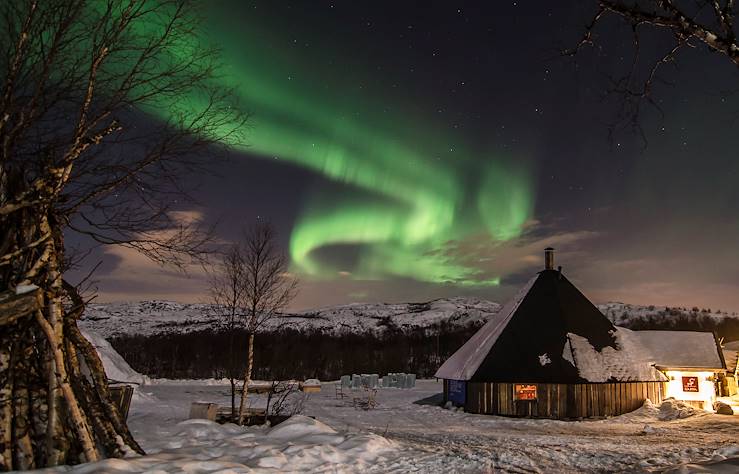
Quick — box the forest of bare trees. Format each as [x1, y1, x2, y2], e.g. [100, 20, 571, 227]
[109, 323, 482, 382]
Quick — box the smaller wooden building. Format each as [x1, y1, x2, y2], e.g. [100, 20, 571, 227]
[633, 330, 726, 410]
[436, 248, 667, 419]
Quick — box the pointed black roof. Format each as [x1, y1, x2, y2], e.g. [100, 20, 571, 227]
[435, 269, 664, 383]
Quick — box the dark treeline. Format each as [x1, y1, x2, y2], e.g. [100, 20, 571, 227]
[110, 322, 480, 380]
[618, 311, 739, 342]
[110, 311, 739, 381]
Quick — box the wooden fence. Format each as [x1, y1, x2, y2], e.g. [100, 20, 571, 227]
[445, 380, 666, 419]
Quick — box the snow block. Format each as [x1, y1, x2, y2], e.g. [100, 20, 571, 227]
[378, 373, 413, 388]
[302, 379, 321, 393]
[341, 375, 351, 389]
[400, 373, 413, 388]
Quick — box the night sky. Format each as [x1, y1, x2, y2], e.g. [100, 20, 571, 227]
[69, 1, 739, 311]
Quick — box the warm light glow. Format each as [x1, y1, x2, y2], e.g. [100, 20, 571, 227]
[664, 370, 716, 409]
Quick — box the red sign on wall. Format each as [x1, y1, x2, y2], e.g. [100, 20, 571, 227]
[682, 376, 699, 392]
[514, 384, 537, 400]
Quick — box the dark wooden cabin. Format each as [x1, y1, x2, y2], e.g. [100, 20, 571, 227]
[435, 248, 667, 419]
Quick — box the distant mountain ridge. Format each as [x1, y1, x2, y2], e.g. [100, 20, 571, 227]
[599, 302, 739, 340]
[80, 297, 501, 339]
[80, 298, 739, 340]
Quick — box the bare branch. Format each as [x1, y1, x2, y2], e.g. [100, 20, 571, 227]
[565, 0, 738, 142]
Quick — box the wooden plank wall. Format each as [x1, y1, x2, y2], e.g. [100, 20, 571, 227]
[463, 381, 666, 419]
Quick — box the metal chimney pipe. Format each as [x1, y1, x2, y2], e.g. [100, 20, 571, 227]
[544, 247, 555, 270]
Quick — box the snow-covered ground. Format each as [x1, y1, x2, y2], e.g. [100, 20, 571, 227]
[41, 380, 739, 473]
[36, 332, 739, 473]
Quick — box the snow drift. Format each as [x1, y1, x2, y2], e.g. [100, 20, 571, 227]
[45, 415, 397, 473]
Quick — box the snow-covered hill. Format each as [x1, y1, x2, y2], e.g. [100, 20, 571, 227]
[599, 302, 739, 327]
[80, 297, 501, 339]
[79, 297, 739, 340]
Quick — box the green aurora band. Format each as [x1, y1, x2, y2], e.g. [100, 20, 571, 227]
[140, 7, 536, 286]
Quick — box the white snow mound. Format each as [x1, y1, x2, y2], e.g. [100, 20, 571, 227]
[49, 415, 397, 473]
[614, 398, 700, 422]
[613, 398, 661, 423]
[266, 415, 338, 440]
[658, 398, 699, 421]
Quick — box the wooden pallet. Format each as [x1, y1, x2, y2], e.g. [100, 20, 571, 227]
[109, 385, 134, 419]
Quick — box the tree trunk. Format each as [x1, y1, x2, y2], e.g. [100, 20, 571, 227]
[0, 208, 144, 468]
[230, 378, 236, 421]
[228, 322, 235, 420]
[44, 262, 64, 466]
[35, 309, 99, 463]
[237, 332, 255, 424]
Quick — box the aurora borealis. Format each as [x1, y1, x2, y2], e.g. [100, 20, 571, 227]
[76, 1, 739, 312]
[145, 5, 536, 286]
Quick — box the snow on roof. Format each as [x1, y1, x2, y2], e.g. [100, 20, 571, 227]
[434, 275, 537, 380]
[566, 329, 666, 383]
[81, 329, 150, 385]
[628, 330, 725, 370]
[15, 284, 39, 295]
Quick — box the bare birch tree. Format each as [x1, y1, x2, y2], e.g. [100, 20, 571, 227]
[566, 0, 738, 138]
[236, 222, 298, 424]
[0, 0, 245, 469]
[208, 245, 246, 420]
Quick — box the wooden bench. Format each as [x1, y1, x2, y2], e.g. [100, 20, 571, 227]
[301, 384, 321, 393]
[244, 383, 274, 394]
[214, 406, 266, 423]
